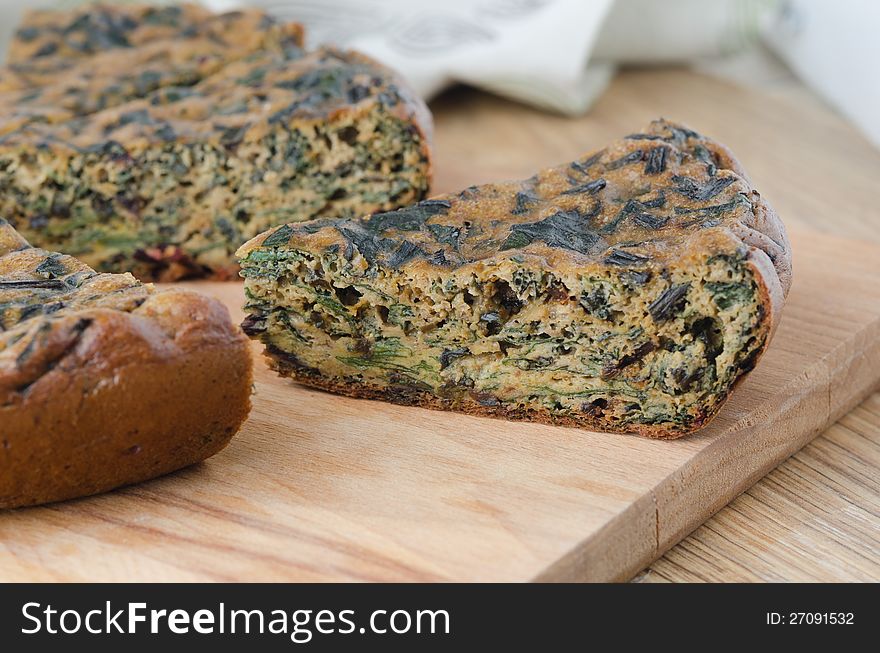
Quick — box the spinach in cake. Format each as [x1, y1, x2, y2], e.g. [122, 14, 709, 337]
[237, 120, 791, 437]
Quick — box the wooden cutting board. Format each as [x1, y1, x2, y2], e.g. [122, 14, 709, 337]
[2, 72, 880, 582]
[0, 227, 878, 582]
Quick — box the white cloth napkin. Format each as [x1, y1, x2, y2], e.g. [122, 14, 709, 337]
[0, 0, 877, 148]
[222, 0, 773, 115]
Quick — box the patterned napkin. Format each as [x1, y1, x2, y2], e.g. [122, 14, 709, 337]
[0, 0, 876, 147]
[215, 0, 772, 115]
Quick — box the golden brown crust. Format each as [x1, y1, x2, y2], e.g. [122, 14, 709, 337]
[657, 119, 791, 297]
[1, 7, 303, 106]
[656, 122, 792, 300]
[7, 4, 218, 68]
[0, 225, 252, 509]
[747, 191, 792, 296]
[238, 120, 787, 288]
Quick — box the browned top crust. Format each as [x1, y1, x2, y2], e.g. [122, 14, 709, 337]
[239, 119, 790, 297]
[7, 4, 260, 71]
[0, 47, 428, 151]
[0, 218, 247, 403]
[0, 6, 304, 133]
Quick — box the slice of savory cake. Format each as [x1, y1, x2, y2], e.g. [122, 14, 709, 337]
[0, 6, 431, 281]
[238, 120, 791, 437]
[0, 219, 252, 508]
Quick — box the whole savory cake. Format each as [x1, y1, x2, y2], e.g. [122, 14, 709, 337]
[239, 120, 791, 437]
[0, 5, 432, 281]
[0, 219, 252, 509]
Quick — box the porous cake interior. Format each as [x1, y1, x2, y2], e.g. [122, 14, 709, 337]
[241, 244, 766, 433]
[0, 103, 426, 276]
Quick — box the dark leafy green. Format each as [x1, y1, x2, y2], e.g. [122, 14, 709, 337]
[705, 281, 753, 310]
[604, 249, 649, 266]
[672, 175, 735, 201]
[561, 178, 606, 196]
[649, 283, 691, 322]
[500, 207, 603, 255]
[366, 199, 450, 233]
[261, 224, 294, 248]
[644, 146, 669, 174]
[605, 149, 644, 170]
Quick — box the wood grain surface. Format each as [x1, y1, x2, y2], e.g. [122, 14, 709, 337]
[0, 225, 876, 582]
[431, 69, 880, 582]
[1, 68, 878, 582]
